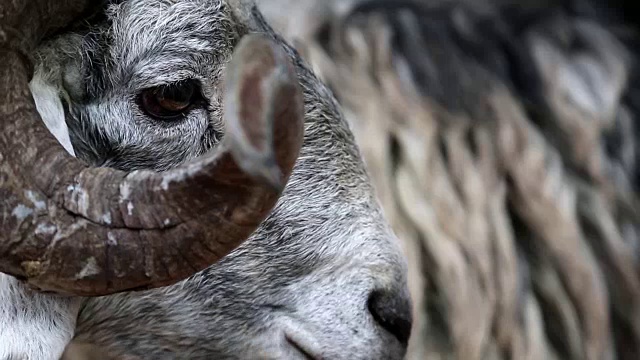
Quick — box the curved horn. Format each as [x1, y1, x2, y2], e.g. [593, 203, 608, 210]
[0, 1, 304, 296]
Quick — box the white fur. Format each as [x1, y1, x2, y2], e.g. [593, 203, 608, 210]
[0, 274, 82, 360]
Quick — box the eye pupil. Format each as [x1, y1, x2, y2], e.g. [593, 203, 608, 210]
[140, 80, 199, 120]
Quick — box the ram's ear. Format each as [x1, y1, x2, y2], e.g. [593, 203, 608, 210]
[29, 70, 76, 157]
[28, 36, 86, 158]
[224, 35, 304, 190]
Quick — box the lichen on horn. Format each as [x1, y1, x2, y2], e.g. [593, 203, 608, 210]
[0, 1, 304, 296]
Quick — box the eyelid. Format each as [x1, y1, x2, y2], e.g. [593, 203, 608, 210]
[133, 67, 204, 89]
[158, 81, 198, 97]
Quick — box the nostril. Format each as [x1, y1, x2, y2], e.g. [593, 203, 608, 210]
[367, 288, 412, 347]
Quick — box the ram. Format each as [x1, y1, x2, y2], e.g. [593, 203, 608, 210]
[0, 0, 412, 359]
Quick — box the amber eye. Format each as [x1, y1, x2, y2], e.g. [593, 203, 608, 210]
[139, 80, 199, 121]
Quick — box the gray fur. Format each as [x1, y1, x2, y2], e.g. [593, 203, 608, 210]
[0, 0, 410, 359]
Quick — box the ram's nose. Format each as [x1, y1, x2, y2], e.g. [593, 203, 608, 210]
[367, 286, 413, 347]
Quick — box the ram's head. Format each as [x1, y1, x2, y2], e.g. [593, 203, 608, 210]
[0, 0, 304, 296]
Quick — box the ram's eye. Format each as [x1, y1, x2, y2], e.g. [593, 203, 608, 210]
[139, 80, 199, 120]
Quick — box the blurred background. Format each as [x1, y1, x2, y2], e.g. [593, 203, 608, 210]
[256, 1, 640, 359]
